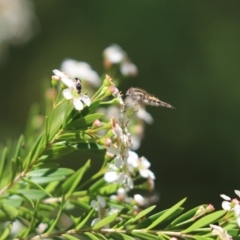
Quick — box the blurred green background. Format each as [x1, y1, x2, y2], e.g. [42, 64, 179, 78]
[1, 0, 240, 210]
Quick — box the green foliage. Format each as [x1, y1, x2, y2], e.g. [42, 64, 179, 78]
[0, 49, 238, 240]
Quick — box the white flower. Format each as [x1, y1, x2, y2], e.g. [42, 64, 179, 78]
[138, 156, 155, 179]
[62, 88, 91, 111]
[134, 194, 145, 207]
[60, 59, 101, 87]
[91, 196, 106, 211]
[220, 194, 231, 211]
[53, 69, 91, 111]
[120, 61, 138, 76]
[210, 224, 232, 240]
[103, 44, 126, 64]
[220, 190, 240, 227]
[137, 107, 153, 124]
[110, 188, 132, 203]
[126, 150, 139, 171]
[104, 164, 119, 183]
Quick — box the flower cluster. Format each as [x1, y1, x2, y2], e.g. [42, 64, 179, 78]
[221, 190, 240, 227]
[103, 44, 138, 77]
[52, 45, 156, 225]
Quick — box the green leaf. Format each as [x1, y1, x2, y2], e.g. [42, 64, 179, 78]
[89, 178, 106, 192]
[76, 143, 104, 150]
[70, 199, 91, 211]
[8, 190, 34, 208]
[0, 147, 8, 186]
[157, 233, 170, 240]
[10, 159, 17, 182]
[22, 200, 40, 237]
[227, 228, 240, 237]
[0, 203, 18, 221]
[67, 100, 101, 124]
[61, 234, 79, 240]
[17, 189, 46, 200]
[94, 233, 108, 240]
[24, 133, 44, 168]
[26, 168, 74, 184]
[146, 198, 186, 229]
[0, 222, 12, 240]
[83, 232, 100, 240]
[131, 205, 156, 223]
[13, 135, 24, 162]
[98, 183, 120, 195]
[46, 197, 65, 234]
[44, 143, 78, 158]
[132, 232, 159, 240]
[190, 236, 214, 240]
[92, 212, 118, 230]
[57, 131, 93, 142]
[32, 162, 59, 169]
[66, 113, 104, 130]
[76, 208, 95, 230]
[1, 197, 22, 208]
[110, 233, 135, 240]
[134, 208, 183, 230]
[27, 167, 74, 177]
[21, 178, 52, 197]
[183, 210, 227, 233]
[81, 100, 102, 116]
[166, 205, 204, 229]
[61, 160, 91, 197]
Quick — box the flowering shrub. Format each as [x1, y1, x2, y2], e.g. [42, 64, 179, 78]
[0, 45, 238, 239]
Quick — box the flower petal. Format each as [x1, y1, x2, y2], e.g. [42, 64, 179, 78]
[73, 98, 83, 111]
[62, 89, 73, 100]
[81, 94, 91, 106]
[220, 194, 231, 201]
[104, 172, 118, 183]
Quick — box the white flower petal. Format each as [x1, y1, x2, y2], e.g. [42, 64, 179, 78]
[234, 204, 240, 216]
[137, 108, 153, 124]
[127, 151, 139, 168]
[220, 194, 231, 201]
[62, 88, 73, 100]
[53, 69, 67, 79]
[140, 156, 151, 168]
[139, 169, 150, 178]
[222, 201, 231, 211]
[118, 172, 126, 184]
[53, 69, 75, 88]
[103, 44, 126, 64]
[97, 196, 106, 208]
[104, 172, 118, 183]
[107, 144, 121, 155]
[114, 155, 123, 168]
[235, 190, 240, 198]
[120, 62, 138, 76]
[91, 218, 100, 226]
[148, 170, 155, 180]
[127, 176, 134, 189]
[73, 98, 83, 111]
[81, 94, 91, 106]
[134, 194, 145, 206]
[61, 59, 101, 87]
[90, 200, 100, 212]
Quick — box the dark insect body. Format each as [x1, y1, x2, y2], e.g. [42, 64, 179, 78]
[126, 87, 175, 109]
